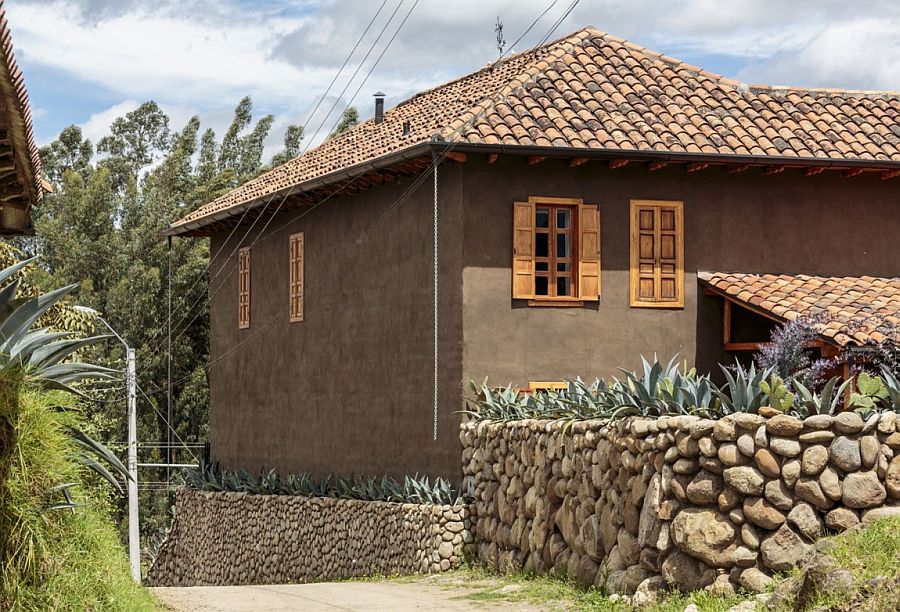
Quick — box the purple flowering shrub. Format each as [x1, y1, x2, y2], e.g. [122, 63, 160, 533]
[755, 316, 832, 389]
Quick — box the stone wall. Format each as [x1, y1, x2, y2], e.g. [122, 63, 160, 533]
[461, 412, 900, 597]
[146, 489, 473, 586]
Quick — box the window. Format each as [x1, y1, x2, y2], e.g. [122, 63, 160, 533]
[512, 196, 600, 305]
[629, 200, 684, 308]
[238, 247, 250, 329]
[289, 232, 304, 322]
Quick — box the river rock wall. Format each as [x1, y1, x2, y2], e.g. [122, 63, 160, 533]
[461, 412, 900, 597]
[146, 489, 473, 586]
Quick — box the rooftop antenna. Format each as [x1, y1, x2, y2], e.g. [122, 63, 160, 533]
[495, 16, 505, 58]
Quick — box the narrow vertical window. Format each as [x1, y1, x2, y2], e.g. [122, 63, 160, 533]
[289, 232, 304, 322]
[238, 247, 251, 329]
[629, 200, 684, 308]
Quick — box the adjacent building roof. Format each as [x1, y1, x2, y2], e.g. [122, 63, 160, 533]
[170, 26, 900, 235]
[0, 0, 43, 234]
[699, 271, 900, 347]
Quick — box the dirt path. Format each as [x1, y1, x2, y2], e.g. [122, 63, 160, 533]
[152, 578, 546, 611]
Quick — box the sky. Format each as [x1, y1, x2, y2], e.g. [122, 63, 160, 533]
[7, 0, 900, 159]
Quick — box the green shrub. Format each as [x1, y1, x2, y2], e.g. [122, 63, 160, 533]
[0, 389, 156, 610]
[185, 459, 462, 506]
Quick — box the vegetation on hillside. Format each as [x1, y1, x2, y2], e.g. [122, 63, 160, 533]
[20, 97, 304, 544]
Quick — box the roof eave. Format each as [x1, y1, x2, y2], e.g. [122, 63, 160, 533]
[164, 141, 436, 237]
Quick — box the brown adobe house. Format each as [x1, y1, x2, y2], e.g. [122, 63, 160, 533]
[0, 2, 44, 234]
[166, 27, 900, 481]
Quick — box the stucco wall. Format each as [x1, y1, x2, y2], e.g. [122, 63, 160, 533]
[207, 165, 465, 479]
[461, 157, 900, 386]
[462, 412, 900, 596]
[146, 489, 473, 586]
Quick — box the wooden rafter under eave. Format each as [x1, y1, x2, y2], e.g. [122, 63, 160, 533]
[881, 169, 900, 180]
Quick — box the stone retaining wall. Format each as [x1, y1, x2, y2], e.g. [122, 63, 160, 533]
[461, 412, 900, 597]
[146, 489, 473, 586]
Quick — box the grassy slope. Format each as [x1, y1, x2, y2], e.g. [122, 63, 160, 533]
[405, 517, 900, 611]
[1, 389, 158, 610]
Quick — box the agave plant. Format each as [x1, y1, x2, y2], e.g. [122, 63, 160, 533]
[792, 376, 851, 417]
[881, 367, 900, 413]
[185, 459, 463, 505]
[716, 362, 773, 414]
[0, 258, 128, 493]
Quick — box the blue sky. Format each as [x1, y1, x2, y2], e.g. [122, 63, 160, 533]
[7, 0, 899, 157]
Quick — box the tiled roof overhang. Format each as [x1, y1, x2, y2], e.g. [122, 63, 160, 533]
[0, 0, 42, 234]
[699, 272, 900, 348]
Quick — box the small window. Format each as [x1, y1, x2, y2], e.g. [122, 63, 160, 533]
[289, 232, 304, 323]
[512, 196, 600, 305]
[238, 247, 251, 329]
[629, 200, 684, 308]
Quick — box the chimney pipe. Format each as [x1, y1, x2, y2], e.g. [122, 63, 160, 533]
[374, 92, 385, 124]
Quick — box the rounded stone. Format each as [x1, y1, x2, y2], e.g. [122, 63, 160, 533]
[723, 466, 765, 496]
[718, 444, 746, 467]
[760, 523, 814, 572]
[795, 477, 831, 510]
[717, 487, 741, 512]
[764, 479, 793, 511]
[825, 507, 859, 532]
[887, 455, 900, 498]
[801, 445, 829, 476]
[877, 413, 897, 435]
[686, 470, 725, 506]
[673, 458, 700, 475]
[733, 546, 758, 568]
[769, 437, 802, 457]
[766, 414, 803, 436]
[713, 418, 737, 442]
[743, 496, 786, 530]
[799, 430, 835, 444]
[860, 435, 879, 470]
[737, 434, 755, 457]
[787, 502, 822, 541]
[734, 414, 765, 430]
[819, 466, 843, 501]
[782, 460, 801, 488]
[699, 437, 717, 458]
[754, 448, 781, 479]
[834, 412, 864, 434]
[739, 568, 773, 593]
[830, 436, 862, 473]
[803, 414, 833, 430]
[842, 471, 887, 508]
[671, 509, 737, 568]
[741, 523, 760, 550]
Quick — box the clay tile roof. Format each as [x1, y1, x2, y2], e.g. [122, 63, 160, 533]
[170, 26, 900, 235]
[698, 271, 900, 347]
[0, 0, 43, 233]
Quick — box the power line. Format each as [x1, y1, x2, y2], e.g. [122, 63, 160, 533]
[140, 2, 577, 398]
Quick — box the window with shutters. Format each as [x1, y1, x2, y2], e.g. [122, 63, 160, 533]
[289, 232, 304, 322]
[238, 247, 251, 329]
[629, 200, 684, 308]
[512, 196, 600, 306]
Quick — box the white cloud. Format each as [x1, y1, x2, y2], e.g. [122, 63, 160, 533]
[11, 0, 900, 156]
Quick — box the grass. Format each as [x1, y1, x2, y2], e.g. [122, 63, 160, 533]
[0, 387, 159, 610]
[401, 565, 752, 611]
[798, 516, 900, 611]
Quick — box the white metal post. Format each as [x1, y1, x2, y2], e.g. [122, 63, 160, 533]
[126, 348, 140, 582]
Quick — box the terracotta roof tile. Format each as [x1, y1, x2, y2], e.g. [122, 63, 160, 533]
[172, 26, 900, 233]
[699, 272, 900, 347]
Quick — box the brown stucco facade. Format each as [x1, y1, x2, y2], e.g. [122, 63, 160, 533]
[207, 154, 899, 481]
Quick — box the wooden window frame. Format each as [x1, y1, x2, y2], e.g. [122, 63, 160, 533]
[289, 232, 304, 323]
[629, 199, 684, 308]
[238, 247, 251, 329]
[513, 196, 601, 307]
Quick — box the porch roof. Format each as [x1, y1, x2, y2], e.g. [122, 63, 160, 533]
[698, 271, 900, 348]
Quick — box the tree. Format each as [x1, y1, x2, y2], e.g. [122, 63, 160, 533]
[39, 125, 93, 183]
[270, 125, 304, 166]
[97, 101, 170, 186]
[31, 96, 283, 544]
[328, 107, 358, 140]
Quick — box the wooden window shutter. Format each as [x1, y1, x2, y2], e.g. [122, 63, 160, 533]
[289, 232, 304, 322]
[629, 200, 684, 308]
[512, 201, 535, 299]
[238, 247, 251, 328]
[578, 204, 601, 300]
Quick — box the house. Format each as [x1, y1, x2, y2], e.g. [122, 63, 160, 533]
[0, 5, 43, 234]
[166, 28, 900, 481]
